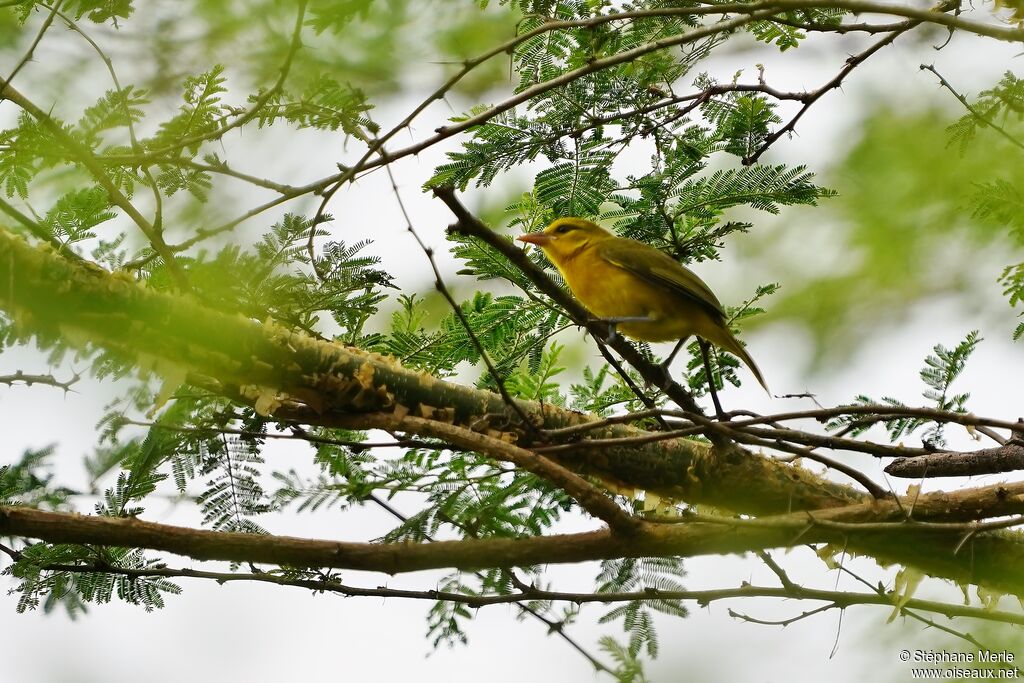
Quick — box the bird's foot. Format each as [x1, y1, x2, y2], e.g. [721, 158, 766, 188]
[697, 339, 727, 420]
[588, 318, 620, 345]
[655, 359, 675, 392]
[591, 316, 655, 345]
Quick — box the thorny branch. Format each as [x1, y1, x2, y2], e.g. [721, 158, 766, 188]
[921, 63, 1024, 153]
[742, 20, 920, 164]
[0, 370, 79, 393]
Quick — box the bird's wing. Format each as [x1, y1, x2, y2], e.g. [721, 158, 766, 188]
[596, 238, 726, 318]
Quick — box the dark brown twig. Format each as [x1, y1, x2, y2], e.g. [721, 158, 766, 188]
[388, 166, 539, 435]
[743, 20, 918, 165]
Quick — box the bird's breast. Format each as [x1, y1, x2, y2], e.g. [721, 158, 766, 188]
[557, 249, 703, 342]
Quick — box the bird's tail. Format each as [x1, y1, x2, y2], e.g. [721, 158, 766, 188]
[713, 328, 770, 394]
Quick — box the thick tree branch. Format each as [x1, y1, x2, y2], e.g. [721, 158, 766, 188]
[886, 442, 1024, 478]
[6, 481, 1024, 592]
[7, 225, 1024, 593]
[0, 223, 863, 516]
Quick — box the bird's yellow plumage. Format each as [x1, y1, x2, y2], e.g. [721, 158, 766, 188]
[517, 217, 768, 392]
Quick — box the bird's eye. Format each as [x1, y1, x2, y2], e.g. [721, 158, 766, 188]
[555, 225, 571, 234]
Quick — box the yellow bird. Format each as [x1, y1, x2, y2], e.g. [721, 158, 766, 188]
[517, 217, 768, 395]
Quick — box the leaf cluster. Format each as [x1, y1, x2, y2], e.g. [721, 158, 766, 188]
[4, 544, 179, 617]
[827, 331, 980, 446]
[597, 556, 688, 661]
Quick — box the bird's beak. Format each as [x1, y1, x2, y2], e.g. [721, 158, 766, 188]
[517, 232, 553, 246]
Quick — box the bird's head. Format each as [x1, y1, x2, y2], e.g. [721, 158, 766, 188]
[516, 218, 612, 262]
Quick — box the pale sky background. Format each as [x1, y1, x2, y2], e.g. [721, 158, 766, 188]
[2, 6, 1023, 682]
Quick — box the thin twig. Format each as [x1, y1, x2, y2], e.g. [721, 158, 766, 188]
[19, 557, 1024, 627]
[384, 162, 539, 435]
[120, 419, 444, 452]
[364, 493, 611, 673]
[921, 64, 1024, 153]
[744, 20, 918, 164]
[0, 0, 62, 90]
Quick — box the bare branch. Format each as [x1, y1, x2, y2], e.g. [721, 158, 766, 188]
[0, 370, 79, 393]
[743, 22, 915, 165]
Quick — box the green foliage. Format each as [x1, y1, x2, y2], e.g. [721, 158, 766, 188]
[973, 180, 1024, 237]
[504, 342, 567, 402]
[946, 72, 1024, 156]
[826, 395, 920, 441]
[999, 263, 1024, 340]
[708, 94, 782, 158]
[918, 330, 980, 443]
[147, 65, 230, 156]
[194, 431, 272, 534]
[448, 228, 548, 290]
[599, 636, 649, 683]
[597, 556, 688, 659]
[65, 0, 135, 25]
[382, 467, 572, 541]
[0, 112, 51, 199]
[748, 9, 843, 50]
[255, 75, 376, 140]
[42, 187, 116, 248]
[76, 87, 149, 146]
[273, 424, 571, 542]
[5, 544, 179, 617]
[534, 150, 617, 218]
[0, 446, 75, 509]
[425, 109, 554, 191]
[307, 0, 375, 35]
[571, 364, 666, 416]
[183, 214, 394, 343]
[375, 290, 566, 380]
[828, 331, 980, 446]
[426, 573, 476, 648]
